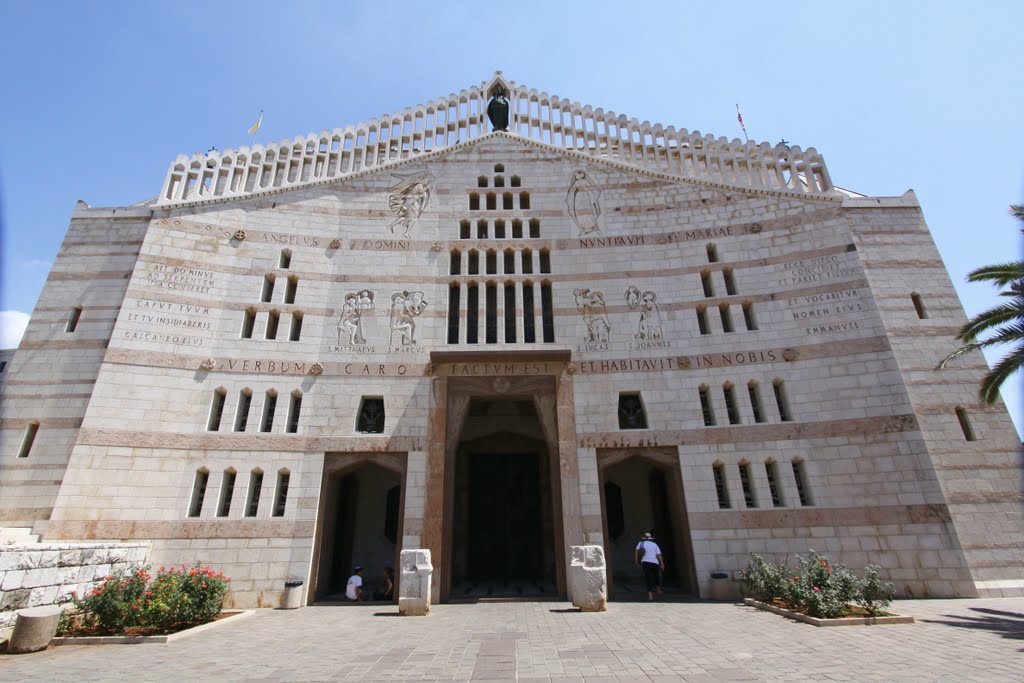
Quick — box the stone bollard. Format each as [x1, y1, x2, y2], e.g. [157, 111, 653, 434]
[569, 545, 607, 612]
[8, 605, 63, 654]
[398, 549, 432, 616]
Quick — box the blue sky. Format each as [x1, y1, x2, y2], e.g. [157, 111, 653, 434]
[1, 0, 1021, 434]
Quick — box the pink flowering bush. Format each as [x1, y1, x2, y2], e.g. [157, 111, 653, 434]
[59, 564, 230, 636]
[740, 550, 894, 618]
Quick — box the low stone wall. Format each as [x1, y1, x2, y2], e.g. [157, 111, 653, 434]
[0, 542, 151, 631]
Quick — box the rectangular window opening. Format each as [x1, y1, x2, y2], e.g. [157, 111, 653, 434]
[773, 382, 792, 422]
[188, 470, 209, 517]
[246, 471, 264, 516]
[765, 461, 783, 507]
[217, 470, 237, 517]
[541, 284, 555, 343]
[207, 391, 226, 431]
[748, 384, 765, 423]
[234, 391, 252, 432]
[713, 464, 730, 509]
[286, 394, 302, 433]
[739, 463, 757, 507]
[699, 387, 716, 426]
[273, 472, 290, 517]
[723, 385, 740, 425]
[18, 422, 39, 458]
[792, 460, 812, 506]
[260, 393, 277, 432]
[66, 306, 83, 333]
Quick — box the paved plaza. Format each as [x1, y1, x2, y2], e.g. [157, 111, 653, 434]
[2, 597, 1023, 681]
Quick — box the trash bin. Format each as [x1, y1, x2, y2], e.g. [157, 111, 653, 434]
[282, 579, 304, 609]
[709, 571, 732, 602]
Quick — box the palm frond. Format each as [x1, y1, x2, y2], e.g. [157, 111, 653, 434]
[979, 347, 1024, 404]
[965, 262, 1024, 287]
[937, 342, 983, 369]
[957, 301, 1024, 342]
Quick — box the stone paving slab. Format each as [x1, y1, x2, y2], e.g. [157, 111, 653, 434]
[0, 598, 1021, 681]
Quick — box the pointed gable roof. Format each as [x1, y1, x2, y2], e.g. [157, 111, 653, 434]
[157, 72, 833, 207]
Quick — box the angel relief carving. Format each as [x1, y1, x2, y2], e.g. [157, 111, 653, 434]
[387, 168, 434, 238]
[566, 169, 601, 236]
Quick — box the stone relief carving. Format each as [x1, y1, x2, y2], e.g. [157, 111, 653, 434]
[573, 288, 610, 343]
[625, 286, 663, 341]
[328, 238, 342, 249]
[200, 357, 216, 370]
[566, 170, 602, 236]
[232, 230, 246, 241]
[387, 168, 435, 238]
[389, 291, 428, 346]
[783, 348, 800, 361]
[309, 362, 324, 375]
[337, 290, 375, 345]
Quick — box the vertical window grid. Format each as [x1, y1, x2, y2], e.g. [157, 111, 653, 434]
[773, 381, 792, 422]
[713, 464, 730, 509]
[286, 392, 302, 433]
[699, 386, 716, 426]
[188, 469, 210, 517]
[748, 382, 765, 423]
[217, 469, 237, 517]
[504, 284, 516, 343]
[523, 283, 536, 342]
[447, 284, 461, 344]
[273, 470, 290, 517]
[723, 384, 740, 424]
[467, 285, 479, 343]
[246, 469, 264, 516]
[540, 283, 555, 343]
[738, 462, 757, 507]
[260, 391, 278, 432]
[765, 461, 783, 507]
[234, 390, 253, 432]
[207, 389, 227, 431]
[792, 459, 812, 506]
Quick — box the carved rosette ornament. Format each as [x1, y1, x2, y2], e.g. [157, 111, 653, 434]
[782, 348, 799, 362]
[430, 241, 443, 252]
[676, 356, 692, 370]
[748, 222, 763, 234]
[564, 361, 577, 376]
[329, 239, 342, 249]
[493, 377, 511, 394]
[232, 230, 247, 241]
[200, 358, 216, 371]
[309, 362, 324, 375]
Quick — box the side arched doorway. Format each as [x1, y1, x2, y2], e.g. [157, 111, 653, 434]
[309, 453, 405, 603]
[598, 448, 696, 599]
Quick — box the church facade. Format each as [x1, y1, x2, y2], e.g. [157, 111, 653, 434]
[2, 74, 1021, 606]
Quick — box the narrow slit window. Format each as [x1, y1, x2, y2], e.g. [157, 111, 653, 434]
[289, 312, 303, 341]
[700, 271, 714, 297]
[447, 284, 461, 343]
[477, 220, 488, 239]
[955, 407, 976, 441]
[494, 175, 504, 187]
[485, 283, 498, 343]
[742, 303, 758, 331]
[765, 461, 783, 507]
[792, 459, 812, 506]
[459, 220, 471, 239]
[286, 392, 302, 433]
[246, 469, 264, 516]
[773, 380, 792, 422]
[467, 284, 479, 344]
[519, 191, 531, 209]
[261, 275, 276, 302]
[723, 268, 737, 295]
[188, 469, 210, 517]
[713, 463, 730, 509]
[739, 462, 757, 507]
[279, 249, 292, 269]
[469, 193, 480, 210]
[240, 308, 256, 338]
[719, 304, 734, 333]
[284, 277, 298, 304]
[539, 250, 551, 274]
[748, 382, 765, 423]
[504, 283, 516, 342]
[18, 421, 39, 458]
[273, 470, 290, 517]
[486, 192, 496, 210]
[207, 389, 227, 431]
[265, 310, 280, 339]
[477, 175, 488, 188]
[523, 283, 536, 342]
[511, 175, 521, 187]
[617, 393, 648, 429]
[541, 283, 555, 342]
[501, 192, 512, 209]
[521, 248, 533, 274]
[450, 250, 462, 275]
[512, 219, 523, 239]
[66, 306, 83, 333]
[217, 469, 237, 517]
[486, 250, 497, 275]
[696, 306, 709, 335]
[494, 219, 506, 239]
[234, 389, 253, 432]
[706, 243, 718, 262]
[468, 250, 479, 275]
[357, 397, 385, 433]
[260, 391, 278, 432]
[911, 292, 928, 319]
[503, 249, 515, 274]
[529, 218, 540, 238]
[723, 384, 740, 424]
[699, 385, 716, 426]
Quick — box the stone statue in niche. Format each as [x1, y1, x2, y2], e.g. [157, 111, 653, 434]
[387, 168, 435, 238]
[573, 288, 611, 343]
[389, 291, 429, 345]
[487, 86, 510, 132]
[338, 289, 375, 345]
[625, 286, 663, 340]
[565, 170, 602, 235]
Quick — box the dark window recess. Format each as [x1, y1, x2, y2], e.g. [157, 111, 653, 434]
[279, 250, 291, 269]
[246, 471, 264, 516]
[207, 390, 227, 431]
[486, 250, 497, 275]
[486, 193, 496, 210]
[792, 460, 812, 506]
[357, 398, 385, 433]
[494, 175, 504, 187]
[719, 305, 734, 333]
[503, 192, 514, 210]
[485, 284, 498, 343]
[459, 220, 471, 239]
[504, 284, 516, 342]
[272, 471, 290, 517]
[265, 311, 280, 339]
[723, 385, 740, 424]
[188, 470, 209, 517]
[956, 407, 976, 441]
[450, 251, 461, 275]
[696, 307, 709, 335]
[447, 285, 460, 343]
[773, 382, 792, 422]
[723, 268, 737, 295]
[539, 250, 551, 273]
[503, 250, 515, 274]
[66, 306, 82, 333]
[384, 485, 401, 544]
[739, 463, 756, 507]
[742, 303, 758, 331]
[494, 219, 506, 239]
[523, 284, 536, 342]
[699, 387, 715, 426]
[713, 464, 730, 509]
[529, 218, 540, 238]
[467, 285, 479, 344]
[286, 394, 302, 433]
[234, 391, 252, 431]
[912, 293, 928, 319]
[541, 284, 555, 342]
[284, 278, 297, 304]
[765, 461, 783, 507]
[260, 392, 277, 432]
[511, 175, 521, 187]
[604, 482, 625, 539]
[469, 193, 480, 210]
[519, 192, 530, 209]
[477, 220, 488, 239]
[700, 271, 714, 297]
[748, 383, 765, 423]
[218, 470, 236, 517]
[241, 309, 256, 338]
[512, 219, 523, 239]
[289, 313, 302, 341]
[521, 249, 533, 274]
[617, 394, 648, 429]
[18, 422, 39, 458]
[706, 244, 718, 262]
[261, 275, 275, 302]
[477, 175, 488, 188]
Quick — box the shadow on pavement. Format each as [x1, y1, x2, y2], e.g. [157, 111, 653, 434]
[922, 606, 1024, 649]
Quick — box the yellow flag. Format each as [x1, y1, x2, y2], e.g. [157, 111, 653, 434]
[247, 111, 263, 136]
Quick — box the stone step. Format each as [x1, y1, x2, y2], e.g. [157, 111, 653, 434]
[0, 527, 40, 545]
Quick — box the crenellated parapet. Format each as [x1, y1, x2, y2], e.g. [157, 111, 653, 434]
[157, 72, 833, 207]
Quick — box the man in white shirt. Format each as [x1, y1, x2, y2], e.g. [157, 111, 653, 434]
[635, 532, 665, 601]
[345, 565, 364, 601]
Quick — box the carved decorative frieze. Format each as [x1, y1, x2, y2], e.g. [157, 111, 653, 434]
[200, 357, 216, 370]
[329, 238, 342, 249]
[309, 362, 324, 375]
[232, 230, 246, 241]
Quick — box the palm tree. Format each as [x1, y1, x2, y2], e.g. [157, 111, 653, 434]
[938, 205, 1024, 403]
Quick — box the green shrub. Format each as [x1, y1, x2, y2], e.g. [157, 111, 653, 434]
[855, 565, 895, 616]
[60, 564, 230, 636]
[739, 554, 786, 602]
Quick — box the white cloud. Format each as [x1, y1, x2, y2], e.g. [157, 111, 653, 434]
[0, 310, 31, 349]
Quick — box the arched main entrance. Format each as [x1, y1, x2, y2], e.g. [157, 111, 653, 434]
[598, 448, 696, 599]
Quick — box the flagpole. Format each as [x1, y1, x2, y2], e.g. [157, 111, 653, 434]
[249, 109, 263, 148]
[736, 104, 749, 143]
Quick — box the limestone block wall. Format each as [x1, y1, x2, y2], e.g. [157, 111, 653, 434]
[0, 541, 150, 631]
[845, 198, 1024, 597]
[0, 208, 149, 529]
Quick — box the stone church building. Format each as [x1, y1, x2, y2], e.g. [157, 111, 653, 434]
[2, 74, 1021, 606]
